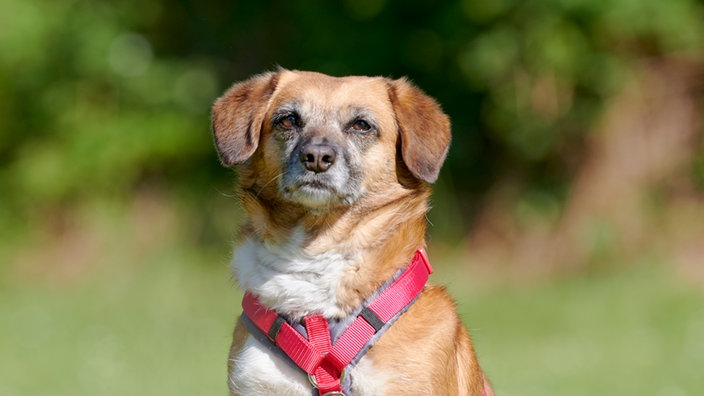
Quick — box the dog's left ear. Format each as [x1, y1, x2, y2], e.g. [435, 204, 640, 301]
[387, 78, 451, 183]
[211, 71, 280, 166]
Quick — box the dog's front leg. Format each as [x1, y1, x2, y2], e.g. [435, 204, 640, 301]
[228, 334, 311, 396]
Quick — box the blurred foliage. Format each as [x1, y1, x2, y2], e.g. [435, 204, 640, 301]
[1, 0, 703, 241]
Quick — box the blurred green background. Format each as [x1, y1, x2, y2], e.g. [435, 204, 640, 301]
[1, 0, 703, 395]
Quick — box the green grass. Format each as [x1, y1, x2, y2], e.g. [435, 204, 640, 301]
[0, 254, 240, 396]
[440, 264, 704, 396]
[2, 252, 702, 396]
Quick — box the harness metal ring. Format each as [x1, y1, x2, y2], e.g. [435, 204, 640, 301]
[307, 368, 347, 390]
[307, 373, 318, 388]
[322, 392, 346, 396]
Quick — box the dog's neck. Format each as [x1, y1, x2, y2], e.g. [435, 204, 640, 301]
[232, 188, 429, 320]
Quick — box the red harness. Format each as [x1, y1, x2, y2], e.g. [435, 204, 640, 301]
[241, 249, 433, 396]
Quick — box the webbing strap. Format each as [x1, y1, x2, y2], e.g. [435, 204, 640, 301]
[305, 315, 342, 393]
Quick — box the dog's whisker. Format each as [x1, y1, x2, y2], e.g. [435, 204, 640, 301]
[216, 187, 237, 199]
[254, 173, 283, 198]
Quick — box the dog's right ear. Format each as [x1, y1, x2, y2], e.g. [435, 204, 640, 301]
[211, 71, 280, 166]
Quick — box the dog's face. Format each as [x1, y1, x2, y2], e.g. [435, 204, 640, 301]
[212, 70, 450, 211]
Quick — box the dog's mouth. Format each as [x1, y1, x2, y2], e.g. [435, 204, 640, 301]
[296, 180, 328, 190]
[281, 178, 360, 208]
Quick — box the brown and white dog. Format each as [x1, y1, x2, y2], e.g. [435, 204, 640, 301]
[212, 69, 493, 395]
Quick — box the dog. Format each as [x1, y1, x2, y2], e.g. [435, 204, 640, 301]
[212, 69, 493, 395]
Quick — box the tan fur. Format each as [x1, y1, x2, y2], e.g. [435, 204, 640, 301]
[213, 69, 492, 395]
[227, 318, 249, 378]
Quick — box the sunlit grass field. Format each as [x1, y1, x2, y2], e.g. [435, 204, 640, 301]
[2, 248, 702, 396]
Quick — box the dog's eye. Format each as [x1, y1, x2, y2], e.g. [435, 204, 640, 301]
[278, 114, 299, 129]
[351, 119, 372, 132]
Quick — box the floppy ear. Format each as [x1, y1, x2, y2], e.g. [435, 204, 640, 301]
[387, 78, 451, 183]
[211, 71, 280, 166]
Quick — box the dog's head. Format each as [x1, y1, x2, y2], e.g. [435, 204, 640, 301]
[211, 70, 450, 210]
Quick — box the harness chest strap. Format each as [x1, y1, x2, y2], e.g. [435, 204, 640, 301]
[241, 249, 433, 396]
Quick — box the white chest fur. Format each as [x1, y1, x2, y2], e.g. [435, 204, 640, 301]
[232, 230, 353, 320]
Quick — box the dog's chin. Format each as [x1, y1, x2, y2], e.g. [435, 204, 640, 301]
[282, 182, 359, 210]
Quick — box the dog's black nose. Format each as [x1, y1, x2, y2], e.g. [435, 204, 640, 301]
[300, 143, 336, 173]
